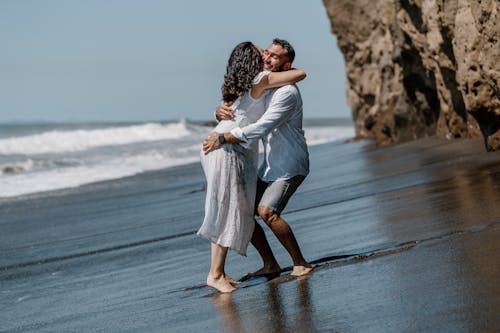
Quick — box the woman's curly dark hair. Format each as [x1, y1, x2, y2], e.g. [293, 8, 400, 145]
[222, 42, 263, 103]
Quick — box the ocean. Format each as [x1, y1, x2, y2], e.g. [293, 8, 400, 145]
[0, 119, 354, 198]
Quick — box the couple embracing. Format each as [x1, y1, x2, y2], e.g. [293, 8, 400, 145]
[198, 38, 312, 293]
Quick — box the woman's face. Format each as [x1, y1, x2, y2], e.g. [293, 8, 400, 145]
[262, 44, 291, 72]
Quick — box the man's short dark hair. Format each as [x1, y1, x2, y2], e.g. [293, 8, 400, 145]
[272, 38, 295, 63]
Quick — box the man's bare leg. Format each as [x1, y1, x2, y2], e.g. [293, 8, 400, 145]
[207, 243, 236, 293]
[245, 220, 281, 277]
[258, 206, 312, 276]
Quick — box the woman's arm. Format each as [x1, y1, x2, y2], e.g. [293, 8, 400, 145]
[266, 69, 306, 88]
[251, 69, 306, 99]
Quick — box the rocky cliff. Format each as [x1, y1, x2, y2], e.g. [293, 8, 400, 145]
[322, 0, 499, 151]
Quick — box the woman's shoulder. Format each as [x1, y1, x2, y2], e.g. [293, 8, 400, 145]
[252, 70, 271, 85]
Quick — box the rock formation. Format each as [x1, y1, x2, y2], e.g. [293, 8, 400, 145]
[322, 0, 499, 151]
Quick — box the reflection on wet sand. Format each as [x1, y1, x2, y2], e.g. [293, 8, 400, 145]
[210, 276, 318, 333]
[290, 276, 318, 333]
[363, 138, 500, 331]
[211, 293, 245, 333]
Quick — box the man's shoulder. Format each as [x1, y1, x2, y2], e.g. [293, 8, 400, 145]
[270, 84, 300, 97]
[275, 83, 299, 92]
[267, 84, 301, 108]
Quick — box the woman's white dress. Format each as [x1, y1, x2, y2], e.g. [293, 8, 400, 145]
[197, 71, 269, 255]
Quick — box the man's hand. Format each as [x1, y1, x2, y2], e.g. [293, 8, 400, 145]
[215, 102, 234, 121]
[203, 132, 222, 154]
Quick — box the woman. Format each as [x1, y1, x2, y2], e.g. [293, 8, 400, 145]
[197, 41, 306, 293]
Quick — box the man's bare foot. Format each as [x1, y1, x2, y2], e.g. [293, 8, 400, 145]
[225, 275, 242, 286]
[207, 274, 236, 293]
[291, 265, 313, 277]
[243, 264, 281, 279]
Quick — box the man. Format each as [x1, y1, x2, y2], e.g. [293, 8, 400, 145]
[203, 38, 312, 277]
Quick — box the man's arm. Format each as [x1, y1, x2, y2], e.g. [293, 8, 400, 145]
[231, 87, 297, 148]
[202, 131, 242, 155]
[204, 87, 297, 154]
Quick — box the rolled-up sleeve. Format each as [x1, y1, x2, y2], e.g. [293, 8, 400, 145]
[230, 87, 296, 148]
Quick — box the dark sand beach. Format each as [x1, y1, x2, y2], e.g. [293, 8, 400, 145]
[1, 137, 500, 332]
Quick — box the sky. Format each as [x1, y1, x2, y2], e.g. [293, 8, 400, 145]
[0, 0, 350, 123]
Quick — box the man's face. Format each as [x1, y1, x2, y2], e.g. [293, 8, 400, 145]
[263, 44, 292, 72]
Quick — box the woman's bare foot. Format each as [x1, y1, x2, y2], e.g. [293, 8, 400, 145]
[291, 265, 313, 277]
[207, 274, 236, 293]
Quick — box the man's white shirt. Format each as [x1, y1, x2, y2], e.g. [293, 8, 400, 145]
[230, 84, 309, 182]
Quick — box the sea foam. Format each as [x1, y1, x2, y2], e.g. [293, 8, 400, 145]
[0, 120, 354, 198]
[0, 121, 196, 155]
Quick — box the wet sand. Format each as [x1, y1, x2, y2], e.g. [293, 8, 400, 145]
[1, 137, 499, 332]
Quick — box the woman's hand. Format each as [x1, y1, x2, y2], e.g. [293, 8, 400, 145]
[203, 132, 221, 154]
